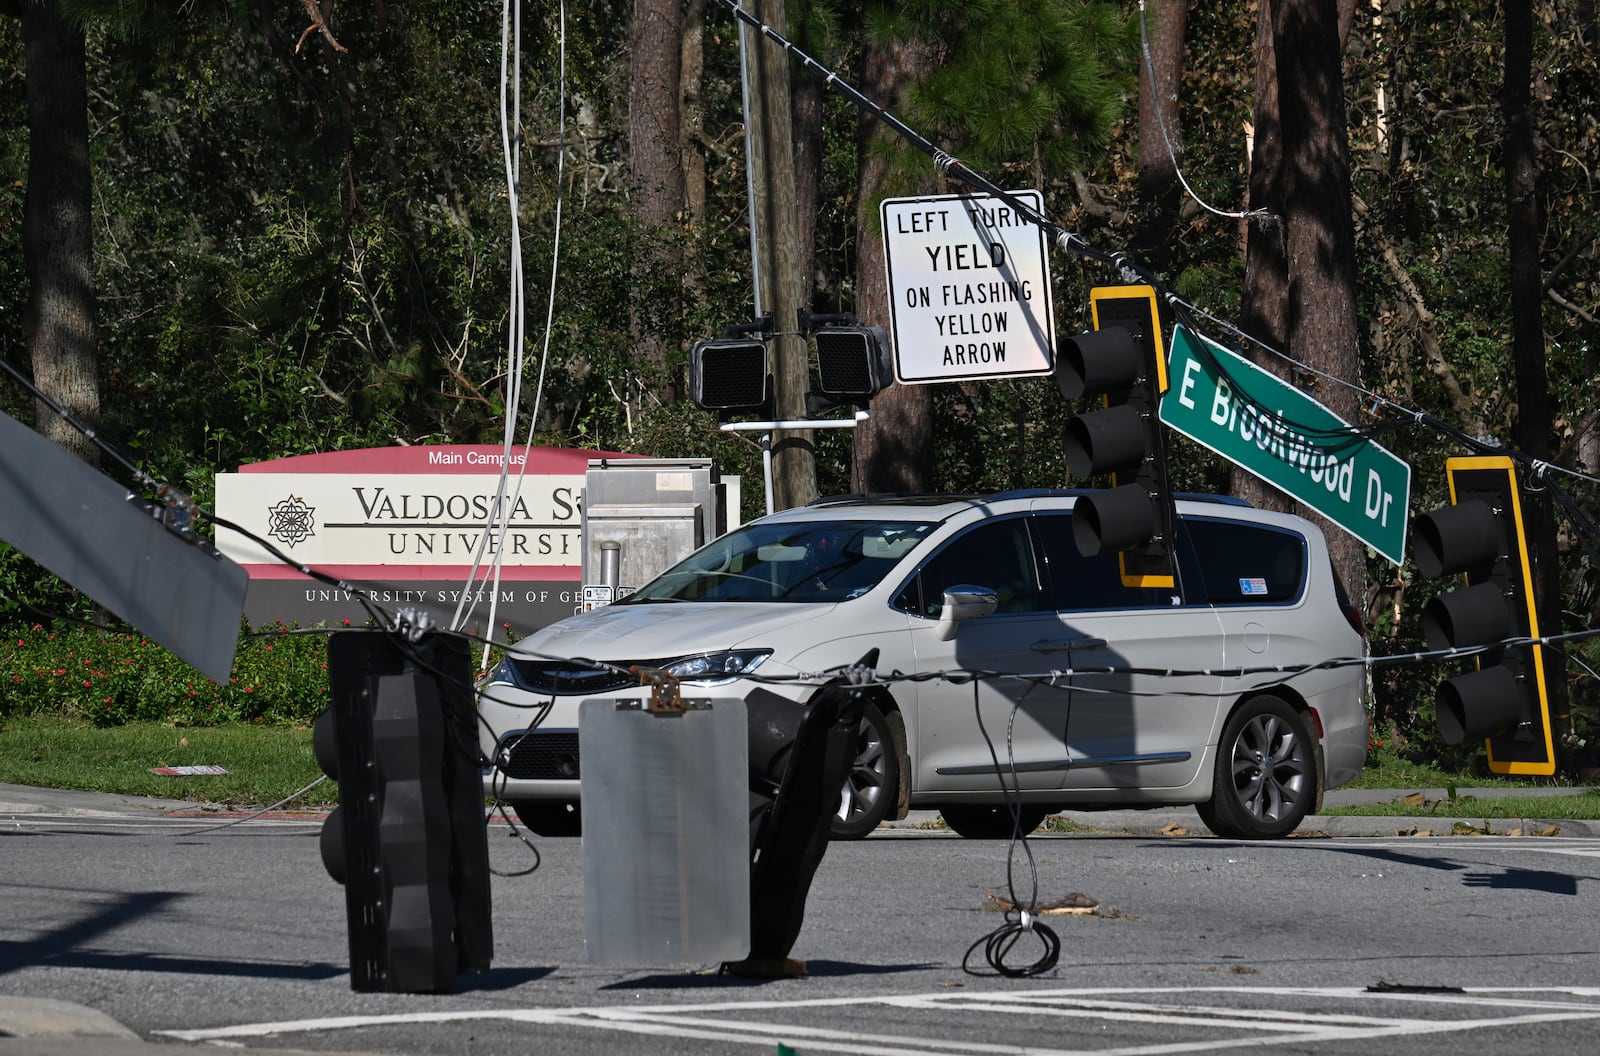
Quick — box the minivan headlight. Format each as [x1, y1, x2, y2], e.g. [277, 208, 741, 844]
[662, 649, 772, 685]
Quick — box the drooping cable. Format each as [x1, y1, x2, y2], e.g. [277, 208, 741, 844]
[1136, 0, 1277, 226]
[476, 0, 570, 655]
[451, 0, 571, 659]
[448, 0, 530, 637]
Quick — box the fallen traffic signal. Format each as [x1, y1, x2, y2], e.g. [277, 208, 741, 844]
[317, 630, 493, 991]
[1412, 455, 1555, 775]
[726, 655, 872, 977]
[1056, 284, 1177, 588]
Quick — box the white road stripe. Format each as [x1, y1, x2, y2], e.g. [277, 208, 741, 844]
[157, 985, 1600, 1054]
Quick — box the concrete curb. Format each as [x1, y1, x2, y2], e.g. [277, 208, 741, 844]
[0, 783, 198, 818]
[0, 998, 140, 1041]
[1051, 810, 1600, 839]
[884, 785, 1600, 839]
[0, 998, 374, 1055]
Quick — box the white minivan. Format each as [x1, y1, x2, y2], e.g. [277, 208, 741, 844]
[478, 491, 1368, 839]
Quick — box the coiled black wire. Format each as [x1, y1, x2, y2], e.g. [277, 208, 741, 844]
[959, 680, 1062, 978]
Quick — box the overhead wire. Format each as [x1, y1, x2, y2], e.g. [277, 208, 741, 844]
[1135, 0, 1278, 227]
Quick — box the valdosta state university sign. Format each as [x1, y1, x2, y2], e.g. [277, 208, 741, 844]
[214, 446, 633, 637]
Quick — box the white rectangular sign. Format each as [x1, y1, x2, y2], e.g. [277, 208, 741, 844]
[880, 190, 1056, 384]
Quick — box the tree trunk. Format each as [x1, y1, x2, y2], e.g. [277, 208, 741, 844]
[21, 0, 99, 466]
[1236, 0, 1365, 610]
[679, 0, 708, 293]
[852, 35, 938, 494]
[628, 0, 686, 405]
[1503, 0, 1569, 766]
[1133, 0, 1188, 273]
[791, 20, 824, 311]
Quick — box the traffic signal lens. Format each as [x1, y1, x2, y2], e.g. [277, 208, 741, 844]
[1421, 581, 1511, 651]
[1072, 483, 1157, 557]
[1413, 498, 1499, 579]
[1063, 404, 1145, 479]
[321, 805, 347, 884]
[815, 327, 891, 402]
[1436, 665, 1522, 745]
[1056, 327, 1139, 401]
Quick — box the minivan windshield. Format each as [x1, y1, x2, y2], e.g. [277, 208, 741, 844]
[623, 519, 936, 604]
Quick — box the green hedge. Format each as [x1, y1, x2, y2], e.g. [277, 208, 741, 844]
[1, 620, 329, 728]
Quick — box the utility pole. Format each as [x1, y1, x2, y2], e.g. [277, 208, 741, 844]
[742, 0, 815, 509]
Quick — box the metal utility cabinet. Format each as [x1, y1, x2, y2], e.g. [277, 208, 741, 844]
[580, 458, 726, 603]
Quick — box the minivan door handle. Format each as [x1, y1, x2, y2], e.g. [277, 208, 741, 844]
[1029, 637, 1107, 653]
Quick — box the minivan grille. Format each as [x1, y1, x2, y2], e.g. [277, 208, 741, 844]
[498, 731, 581, 780]
[506, 659, 637, 695]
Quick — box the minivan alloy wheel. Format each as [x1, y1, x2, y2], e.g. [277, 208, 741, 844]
[830, 700, 899, 839]
[1196, 694, 1317, 839]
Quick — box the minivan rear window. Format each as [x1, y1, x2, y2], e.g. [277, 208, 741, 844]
[1032, 514, 1179, 610]
[1184, 518, 1306, 605]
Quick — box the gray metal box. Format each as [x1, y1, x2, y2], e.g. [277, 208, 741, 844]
[582, 458, 722, 592]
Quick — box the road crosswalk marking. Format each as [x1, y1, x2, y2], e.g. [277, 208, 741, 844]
[160, 985, 1600, 1054]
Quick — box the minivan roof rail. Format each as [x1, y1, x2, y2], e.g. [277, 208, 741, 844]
[804, 489, 1254, 508]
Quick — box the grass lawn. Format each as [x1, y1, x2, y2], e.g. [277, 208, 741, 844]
[3, 715, 1598, 823]
[0, 716, 331, 809]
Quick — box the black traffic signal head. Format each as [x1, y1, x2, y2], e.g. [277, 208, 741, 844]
[814, 325, 893, 404]
[1411, 455, 1554, 773]
[320, 631, 493, 992]
[689, 338, 770, 415]
[1058, 285, 1176, 589]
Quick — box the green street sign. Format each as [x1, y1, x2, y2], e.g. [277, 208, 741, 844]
[1160, 325, 1412, 566]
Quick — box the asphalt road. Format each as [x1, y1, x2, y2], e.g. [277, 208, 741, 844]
[4, 786, 1600, 1055]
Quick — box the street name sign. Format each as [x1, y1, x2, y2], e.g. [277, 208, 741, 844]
[880, 190, 1056, 384]
[1160, 325, 1412, 565]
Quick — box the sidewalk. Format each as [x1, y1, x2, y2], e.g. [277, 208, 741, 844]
[887, 784, 1600, 838]
[5, 779, 1596, 836]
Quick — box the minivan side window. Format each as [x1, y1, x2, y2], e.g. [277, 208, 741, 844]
[1184, 517, 1307, 605]
[894, 518, 1043, 617]
[1033, 513, 1180, 610]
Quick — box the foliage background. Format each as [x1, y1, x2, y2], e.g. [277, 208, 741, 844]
[0, 2, 1596, 766]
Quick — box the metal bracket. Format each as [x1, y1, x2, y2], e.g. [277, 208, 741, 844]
[625, 667, 715, 715]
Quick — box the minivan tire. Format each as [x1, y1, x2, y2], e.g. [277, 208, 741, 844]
[512, 800, 582, 837]
[829, 700, 900, 840]
[1196, 694, 1317, 839]
[938, 804, 1050, 839]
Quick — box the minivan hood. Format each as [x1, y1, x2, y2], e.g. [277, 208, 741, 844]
[514, 601, 839, 663]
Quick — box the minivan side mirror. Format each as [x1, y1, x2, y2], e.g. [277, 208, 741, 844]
[933, 585, 999, 641]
